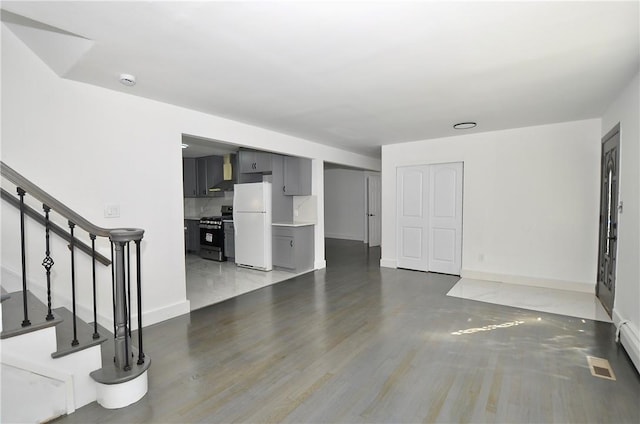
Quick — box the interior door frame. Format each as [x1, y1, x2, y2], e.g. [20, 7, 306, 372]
[366, 173, 381, 247]
[596, 123, 620, 316]
[396, 162, 464, 274]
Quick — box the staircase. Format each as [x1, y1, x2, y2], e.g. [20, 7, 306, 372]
[1, 161, 151, 422]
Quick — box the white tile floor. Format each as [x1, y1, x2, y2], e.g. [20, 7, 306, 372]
[447, 278, 612, 322]
[185, 254, 305, 311]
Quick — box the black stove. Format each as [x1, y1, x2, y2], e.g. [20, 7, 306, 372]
[199, 206, 233, 262]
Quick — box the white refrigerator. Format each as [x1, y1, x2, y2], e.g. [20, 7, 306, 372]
[233, 182, 272, 271]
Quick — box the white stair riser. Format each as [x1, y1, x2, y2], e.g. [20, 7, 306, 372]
[95, 370, 149, 409]
[1, 327, 101, 408]
[1, 363, 68, 423]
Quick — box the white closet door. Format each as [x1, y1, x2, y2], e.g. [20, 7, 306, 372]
[396, 162, 463, 275]
[428, 163, 463, 274]
[396, 166, 429, 271]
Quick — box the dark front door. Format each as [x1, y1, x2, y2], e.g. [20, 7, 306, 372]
[596, 124, 620, 316]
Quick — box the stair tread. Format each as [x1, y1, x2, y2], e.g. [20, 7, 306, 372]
[51, 307, 109, 358]
[1, 291, 62, 339]
[91, 344, 151, 385]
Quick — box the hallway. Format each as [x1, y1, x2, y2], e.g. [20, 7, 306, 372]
[56, 239, 639, 423]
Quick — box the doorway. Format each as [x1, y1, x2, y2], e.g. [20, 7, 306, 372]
[596, 124, 620, 316]
[396, 162, 463, 274]
[366, 174, 381, 247]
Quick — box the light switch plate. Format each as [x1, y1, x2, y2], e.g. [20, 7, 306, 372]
[104, 204, 120, 218]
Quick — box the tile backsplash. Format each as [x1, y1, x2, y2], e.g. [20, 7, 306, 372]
[184, 193, 233, 218]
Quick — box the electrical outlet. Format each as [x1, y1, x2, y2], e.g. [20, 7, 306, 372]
[104, 204, 120, 218]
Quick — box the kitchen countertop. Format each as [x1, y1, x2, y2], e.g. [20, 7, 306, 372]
[185, 216, 201, 221]
[272, 221, 315, 227]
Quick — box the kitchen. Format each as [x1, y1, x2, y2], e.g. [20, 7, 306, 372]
[182, 136, 317, 310]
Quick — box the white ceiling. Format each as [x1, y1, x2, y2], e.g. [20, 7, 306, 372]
[2, 1, 639, 158]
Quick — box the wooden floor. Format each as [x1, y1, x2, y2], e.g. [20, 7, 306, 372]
[56, 239, 639, 423]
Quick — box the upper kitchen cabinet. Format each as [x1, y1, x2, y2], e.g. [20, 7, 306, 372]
[183, 158, 198, 197]
[283, 156, 312, 195]
[197, 156, 224, 197]
[183, 155, 225, 198]
[239, 149, 272, 173]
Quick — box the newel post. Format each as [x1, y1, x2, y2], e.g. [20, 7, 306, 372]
[109, 228, 144, 371]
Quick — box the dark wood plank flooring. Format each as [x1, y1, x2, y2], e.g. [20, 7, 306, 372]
[55, 239, 639, 423]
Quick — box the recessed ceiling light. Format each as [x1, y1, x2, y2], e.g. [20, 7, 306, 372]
[119, 73, 136, 86]
[181, 143, 189, 149]
[453, 122, 477, 130]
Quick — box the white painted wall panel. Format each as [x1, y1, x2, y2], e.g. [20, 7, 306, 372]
[381, 119, 601, 291]
[601, 71, 639, 372]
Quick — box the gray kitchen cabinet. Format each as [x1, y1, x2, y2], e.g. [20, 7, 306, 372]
[272, 233, 295, 269]
[196, 156, 223, 197]
[271, 155, 293, 222]
[183, 158, 198, 197]
[283, 156, 312, 196]
[239, 150, 272, 173]
[272, 225, 314, 272]
[185, 219, 200, 253]
[224, 221, 235, 261]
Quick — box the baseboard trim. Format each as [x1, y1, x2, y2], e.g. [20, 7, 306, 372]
[612, 309, 640, 374]
[380, 258, 397, 269]
[143, 300, 191, 326]
[461, 270, 595, 294]
[314, 259, 326, 270]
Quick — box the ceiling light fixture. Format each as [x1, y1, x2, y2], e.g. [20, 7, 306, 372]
[119, 73, 136, 86]
[181, 143, 189, 149]
[453, 122, 477, 130]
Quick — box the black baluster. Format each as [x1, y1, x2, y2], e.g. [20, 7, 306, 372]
[135, 239, 145, 364]
[69, 221, 79, 346]
[122, 254, 131, 371]
[90, 234, 99, 339]
[126, 242, 131, 338]
[17, 188, 31, 327]
[110, 241, 116, 337]
[42, 205, 55, 321]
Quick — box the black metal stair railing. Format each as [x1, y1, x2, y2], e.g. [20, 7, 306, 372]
[17, 188, 31, 328]
[43, 205, 55, 321]
[1, 160, 148, 381]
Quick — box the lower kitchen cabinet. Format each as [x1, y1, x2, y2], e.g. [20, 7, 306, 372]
[224, 221, 235, 261]
[185, 219, 200, 253]
[272, 225, 314, 273]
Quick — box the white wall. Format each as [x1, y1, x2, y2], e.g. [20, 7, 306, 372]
[324, 168, 366, 241]
[1, 24, 380, 327]
[381, 119, 601, 292]
[601, 71, 640, 372]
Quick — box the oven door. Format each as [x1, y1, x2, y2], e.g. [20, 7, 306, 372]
[200, 225, 223, 248]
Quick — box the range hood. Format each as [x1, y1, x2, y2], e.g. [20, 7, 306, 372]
[208, 154, 236, 192]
